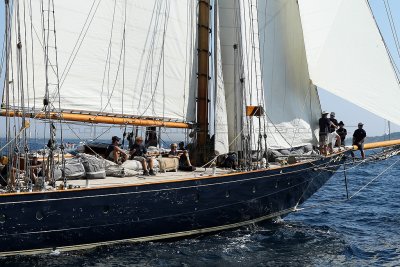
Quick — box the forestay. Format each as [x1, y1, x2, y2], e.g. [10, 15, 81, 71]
[7, 0, 197, 122]
[298, 0, 400, 126]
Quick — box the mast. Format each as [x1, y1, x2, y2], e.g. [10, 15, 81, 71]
[196, 0, 211, 164]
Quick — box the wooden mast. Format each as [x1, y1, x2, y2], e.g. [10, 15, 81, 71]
[196, 0, 211, 164]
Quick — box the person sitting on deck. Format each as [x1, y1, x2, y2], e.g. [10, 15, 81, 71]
[169, 143, 196, 171]
[336, 121, 347, 146]
[28, 153, 42, 185]
[350, 122, 367, 160]
[145, 127, 158, 148]
[130, 136, 156, 176]
[319, 111, 337, 156]
[178, 141, 186, 151]
[106, 136, 128, 164]
[328, 112, 340, 152]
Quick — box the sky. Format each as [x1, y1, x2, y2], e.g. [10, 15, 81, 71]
[0, 0, 400, 140]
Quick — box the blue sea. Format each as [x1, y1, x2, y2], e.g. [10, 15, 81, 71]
[0, 139, 399, 266]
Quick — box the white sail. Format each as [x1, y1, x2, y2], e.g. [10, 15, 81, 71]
[7, 0, 197, 122]
[218, 0, 244, 152]
[298, 0, 400, 126]
[214, 4, 229, 155]
[218, 0, 267, 152]
[258, 0, 321, 149]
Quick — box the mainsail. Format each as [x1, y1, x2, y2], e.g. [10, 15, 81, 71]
[6, 0, 197, 123]
[298, 0, 400, 126]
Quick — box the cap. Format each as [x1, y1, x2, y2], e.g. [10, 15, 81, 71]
[338, 121, 344, 126]
[322, 111, 329, 115]
[330, 112, 335, 116]
[358, 122, 364, 126]
[112, 136, 121, 142]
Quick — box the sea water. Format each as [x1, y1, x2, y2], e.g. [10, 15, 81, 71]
[0, 141, 399, 266]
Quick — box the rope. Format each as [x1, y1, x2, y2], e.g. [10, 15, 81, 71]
[383, 0, 400, 61]
[295, 154, 400, 213]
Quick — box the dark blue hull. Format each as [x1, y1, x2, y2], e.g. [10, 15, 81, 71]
[0, 154, 345, 255]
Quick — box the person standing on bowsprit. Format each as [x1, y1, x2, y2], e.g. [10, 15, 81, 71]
[319, 111, 336, 155]
[351, 122, 367, 160]
[336, 121, 347, 146]
[328, 112, 340, 152]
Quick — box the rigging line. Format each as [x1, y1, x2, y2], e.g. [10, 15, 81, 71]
[121, 0, 127, 116]
[383, 0, 400, 61]
[131, 0, 161, 112]
[64, 123, 107, 159]
[366, 0, 400, 83]
[0, 31, 5, 86]
[264, 112, 293, 149]
[100, 0, 117, 111]
[136, 2, 171, 118]
[22, 0, 30, 113]
[135, 1, 164, 115]
[58, 0, 102, 91]
[59, 0, 97, 83]
[28, 0, 36, 114]
[298, 156, 400, 212]
[96, 12, 127, 116]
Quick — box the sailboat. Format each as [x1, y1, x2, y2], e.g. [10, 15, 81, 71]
[0, 0, 399, 256]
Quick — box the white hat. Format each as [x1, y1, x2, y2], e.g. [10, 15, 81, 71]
[322, 111, 329, 115]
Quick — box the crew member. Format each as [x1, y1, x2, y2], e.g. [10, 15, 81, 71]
[319, 111, 335, 155]
[169, 143, 195, 171]
[328, 112, 340, 151]
[336, 121, 347, 146]
[130, 136, 156, 176]
[351, 122, 367, 159]
[106, 136, 128, 164]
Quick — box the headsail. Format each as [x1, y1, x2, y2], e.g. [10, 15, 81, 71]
[214, 2, 229, 155]
[258, 0, 321, 149]
[5, 0, 197, 123]
[298, 0, 400, 126]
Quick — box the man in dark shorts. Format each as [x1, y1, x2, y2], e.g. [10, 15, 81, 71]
[130, 136, 155, 176]
[319, 111, 335, 155]
[336, 121, 347, 146]
[351, 122, 366, 159]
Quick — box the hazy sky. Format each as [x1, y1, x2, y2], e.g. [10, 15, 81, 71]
[0, 0, 400, 140]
